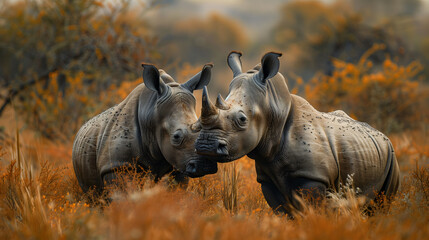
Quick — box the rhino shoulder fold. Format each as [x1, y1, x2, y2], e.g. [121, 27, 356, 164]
[328, 110, 353, 120]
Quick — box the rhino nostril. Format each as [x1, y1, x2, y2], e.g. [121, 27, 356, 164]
[218, 139, 227, 147]
[186, 162, 197, 173]
[216, 140, 228, 156]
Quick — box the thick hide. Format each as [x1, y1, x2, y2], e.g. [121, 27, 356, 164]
[196, 52, 400, 215]
[72, 64, 214, 193]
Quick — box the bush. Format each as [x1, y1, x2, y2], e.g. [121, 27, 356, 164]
[305, 44, 427, 133]
[0, 0, 157, 139]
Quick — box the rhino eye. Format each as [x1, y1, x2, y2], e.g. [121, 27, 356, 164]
[235, 111, 248, 129]
[171, 129, 185, 146]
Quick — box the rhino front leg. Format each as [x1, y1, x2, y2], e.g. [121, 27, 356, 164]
[171, 170, 189, 189]
[102, 170, 142, 190]
[260, 181, 289, 215]
[256, 164, 292, 215]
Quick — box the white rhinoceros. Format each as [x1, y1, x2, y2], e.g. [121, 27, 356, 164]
[72, 63, 217, 193]
[191, 52, 400, 215]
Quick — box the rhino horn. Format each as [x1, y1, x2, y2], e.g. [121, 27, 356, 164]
[227, 51, 243, 78]
[215, 93, 229, 110]
[201, 86, 218, 124]
[159, 69, 175, 83]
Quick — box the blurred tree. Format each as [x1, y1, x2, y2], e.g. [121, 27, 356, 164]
[155, 13, 248, 73]
[272, 1, 339, 50]
[309, 15, 413, 76]
[271, 1, 415, 81]
[349, 0, 422, 23]
[271, 1, 348, 80]
[305, 44, 426, 133]
[0, 0, 158, 139]
[150, 12, 248, 98]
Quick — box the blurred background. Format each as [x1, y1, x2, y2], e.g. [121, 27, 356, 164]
[0, 0, 428, 140]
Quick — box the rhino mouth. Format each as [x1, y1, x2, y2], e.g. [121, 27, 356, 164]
[195, 131, 231, 159]
[195, 141, 228, 156]
[185, 158, 218, 178]
[197, 154, 233, 163]
[195, 139, 233, 163]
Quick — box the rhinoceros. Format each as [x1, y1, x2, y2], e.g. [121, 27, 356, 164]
[72, 63, 217, 193]
[191, 51, 400, 215]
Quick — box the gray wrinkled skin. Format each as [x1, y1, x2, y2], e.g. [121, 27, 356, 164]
[195, 52, 400, 215]
[72, 63, 216, 193]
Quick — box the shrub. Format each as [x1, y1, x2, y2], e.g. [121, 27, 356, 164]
[305, 44, 427, 133]
[0, 0, 158, 139]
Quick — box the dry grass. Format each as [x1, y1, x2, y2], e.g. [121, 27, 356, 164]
[0, 121, 428, 239]
[221, 162, 239, 214]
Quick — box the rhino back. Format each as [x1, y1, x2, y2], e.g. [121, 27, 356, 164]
[256, 95, 398, 200]
[285, 95, 396, 197]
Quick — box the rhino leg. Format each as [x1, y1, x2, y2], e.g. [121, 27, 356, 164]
[102, 172, 120, 190]
[291, 177, 327, 207]
[171, 170, 189, 189]
[102, 169, 138, 188]
[260, 181, 289, 215]
[379, 142, 401, 197]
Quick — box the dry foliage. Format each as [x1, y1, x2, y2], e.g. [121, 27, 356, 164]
[0, 0, 158, 139]
[1, 43, 428, 238]
[0, 1, 428, 238]
[0, 123, 428, 239]
[304, 44, 428, 133]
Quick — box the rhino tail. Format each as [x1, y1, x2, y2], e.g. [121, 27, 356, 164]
[378, 141, 400, 198]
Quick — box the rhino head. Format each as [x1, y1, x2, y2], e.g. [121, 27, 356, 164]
[193, 51, 291, 166]
[141, 63, 218, 178]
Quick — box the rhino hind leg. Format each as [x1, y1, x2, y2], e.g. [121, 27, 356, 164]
[101, 165, 153, 192]
[379, 142, 401, 197]
[72, 130, 103, 194]
[364, 142, 401, 216]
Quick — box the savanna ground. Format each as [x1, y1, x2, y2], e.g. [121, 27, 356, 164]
[1, 107, 429, 239]
[1, 0, 429, 239]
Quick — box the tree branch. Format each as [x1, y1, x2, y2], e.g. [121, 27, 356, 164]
[0, 69, 55, 117]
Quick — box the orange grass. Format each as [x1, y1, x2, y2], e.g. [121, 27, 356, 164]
[0, 123, 428, 239]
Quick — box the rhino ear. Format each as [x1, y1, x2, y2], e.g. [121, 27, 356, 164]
[181, 63, 213, 92]
[142, 63, 167, 96]
[257, 52, 282, 85]
[227, 51, 243, 78]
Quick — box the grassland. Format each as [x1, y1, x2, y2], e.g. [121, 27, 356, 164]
[1, 0, 429, 239]
[0, 108, 428, 240]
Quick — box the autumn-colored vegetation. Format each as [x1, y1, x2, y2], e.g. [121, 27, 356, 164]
[304, 44, 428, 133]
[0, 0, 157, 140]
[1, 118, 428, 239]
[272, 0, 427, 83]
[1, 0, 429, 239]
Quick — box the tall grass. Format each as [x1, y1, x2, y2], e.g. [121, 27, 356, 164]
[221, 162, 239, 214]
[0, 125, 428, 239]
